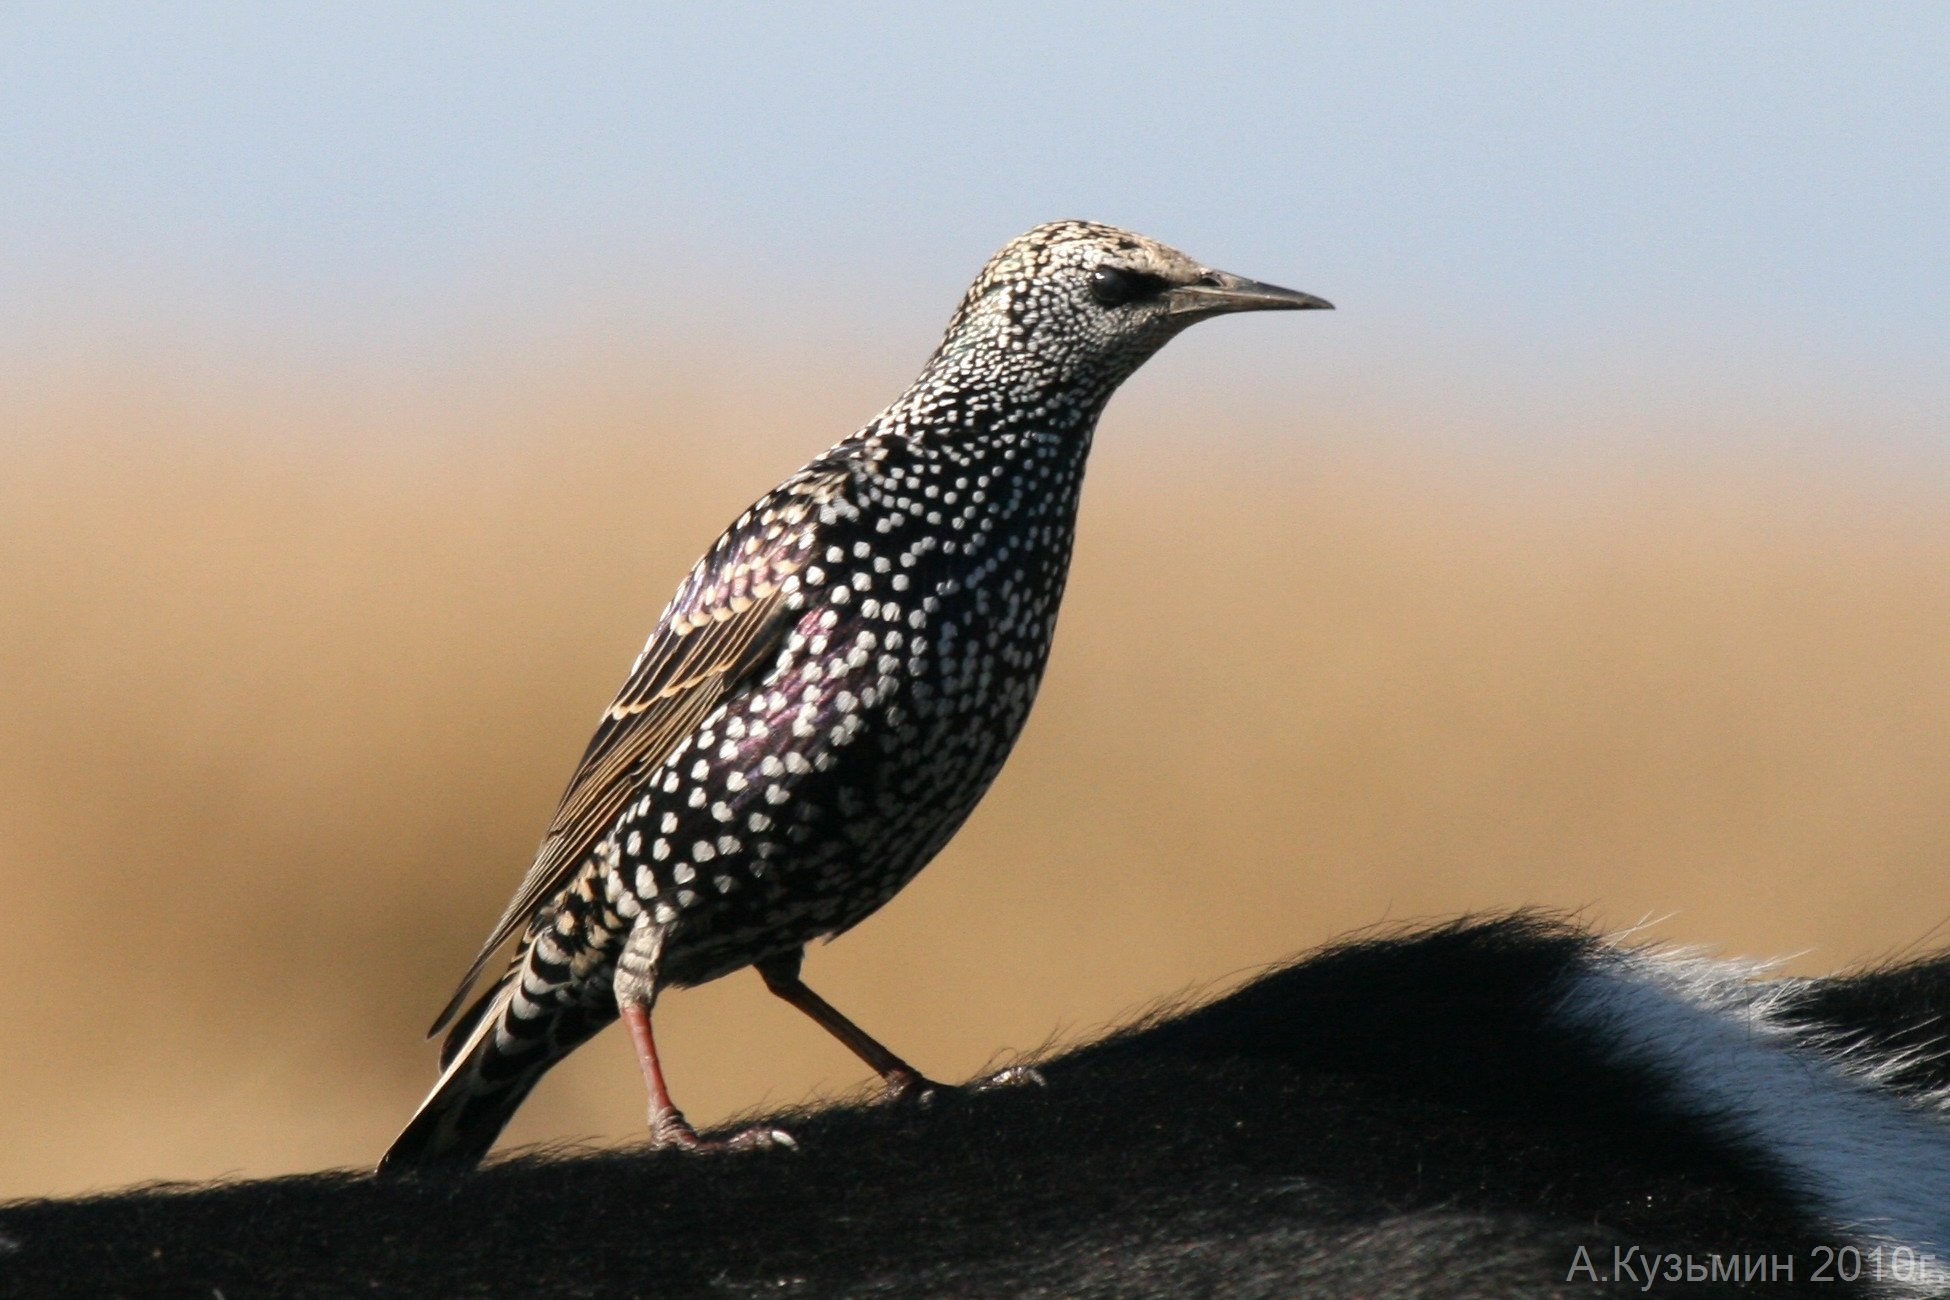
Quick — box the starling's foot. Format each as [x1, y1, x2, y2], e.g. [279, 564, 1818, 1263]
[875, 1064, 1044, 1107]
[875, 1066, 950, 1108]
[649, 1111, 796, 1153]
[970, 1064, 1047, 1092]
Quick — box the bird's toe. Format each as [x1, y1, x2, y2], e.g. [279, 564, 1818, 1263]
[875, 1068, 950, 1108]
[722, 1124, 798, 1152]
[648, 1114, 797, 1154]
[970, 1064, 1046, 1092]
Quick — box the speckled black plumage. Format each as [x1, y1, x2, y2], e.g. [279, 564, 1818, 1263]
[381, 220, 1330, 1169]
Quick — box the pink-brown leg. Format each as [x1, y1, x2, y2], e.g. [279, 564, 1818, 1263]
[757, 955, 937, 1101]
[620, 1001, 794, 1152]
[755, 951, 1054, 1104]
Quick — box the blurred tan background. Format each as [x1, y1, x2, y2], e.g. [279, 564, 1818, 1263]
[4, 334, 1947, 1201]
[4, 3, 1947, 1207]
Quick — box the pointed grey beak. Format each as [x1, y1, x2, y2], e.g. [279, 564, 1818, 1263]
[1169, 270, 1334, 317]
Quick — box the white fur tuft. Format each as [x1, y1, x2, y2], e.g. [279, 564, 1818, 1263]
[1555, 945, 1950, 1298]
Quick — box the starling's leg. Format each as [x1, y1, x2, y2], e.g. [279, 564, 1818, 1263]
[620, 1000, 700, 1146]
[620, 1000, 794, 1152]
[615, 917, 791, 1153]
[756, 950, 947, 1103]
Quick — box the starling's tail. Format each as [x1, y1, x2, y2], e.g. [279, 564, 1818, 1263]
[376, 972, 612, 1175]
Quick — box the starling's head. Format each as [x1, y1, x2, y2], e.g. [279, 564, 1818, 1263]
[932, 220, 1331, 393]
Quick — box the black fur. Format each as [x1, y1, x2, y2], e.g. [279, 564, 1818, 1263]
[3, 914, 1929, 1298]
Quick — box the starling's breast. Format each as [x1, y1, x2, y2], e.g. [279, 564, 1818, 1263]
[758, 432, 1088, 862]
[631, 428, 1094, 983]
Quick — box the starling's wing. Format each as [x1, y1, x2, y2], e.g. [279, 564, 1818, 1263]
[426, 464, 848, 1039]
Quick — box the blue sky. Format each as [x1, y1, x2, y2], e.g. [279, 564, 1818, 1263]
[4, 4, 1945, 453]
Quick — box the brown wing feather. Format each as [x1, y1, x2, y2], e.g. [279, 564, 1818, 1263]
[425, 466, 848, 1038]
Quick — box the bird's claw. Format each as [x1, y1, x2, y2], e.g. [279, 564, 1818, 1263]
[875, 1064, 1044, 1108]
[971, 1064, 1046, 1092]
[876, 1067, 948, 1108]
[723, 1125, 797, 1151]
[649, 1112, 796, 1153]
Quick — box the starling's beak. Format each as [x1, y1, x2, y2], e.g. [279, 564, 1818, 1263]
[1168, 270, 1334, 317]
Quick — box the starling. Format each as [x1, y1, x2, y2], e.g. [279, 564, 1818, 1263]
[379, 221, 1330, 1171]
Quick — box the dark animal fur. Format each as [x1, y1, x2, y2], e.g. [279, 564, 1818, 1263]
[7, 914, 1945, 1298]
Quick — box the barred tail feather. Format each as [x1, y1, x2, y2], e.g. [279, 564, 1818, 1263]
[377, 975, 610, 1175]
[378, 982, 527, 1173]
[439, 977, 507, 1070]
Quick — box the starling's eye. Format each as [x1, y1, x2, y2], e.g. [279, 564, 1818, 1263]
[1089, 266, 1169, 308]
